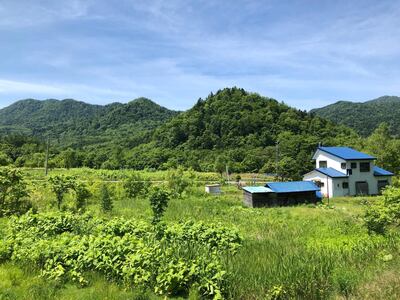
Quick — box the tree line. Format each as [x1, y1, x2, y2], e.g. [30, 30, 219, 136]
[0, 88, 399, 179]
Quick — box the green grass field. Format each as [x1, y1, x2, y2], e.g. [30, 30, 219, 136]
[1, 169, 399, 299]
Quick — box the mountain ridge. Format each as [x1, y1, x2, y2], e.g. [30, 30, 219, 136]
[0, 97, 180, 147]
[311, 95, 400, 136]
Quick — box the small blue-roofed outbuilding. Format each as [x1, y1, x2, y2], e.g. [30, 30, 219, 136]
[243, 181, 321, 208]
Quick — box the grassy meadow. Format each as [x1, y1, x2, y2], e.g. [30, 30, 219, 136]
[0, 168, 399, 299]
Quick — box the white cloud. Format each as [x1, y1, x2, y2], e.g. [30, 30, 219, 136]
[0, 0, 93, 28]
[0, 79, 65, 94]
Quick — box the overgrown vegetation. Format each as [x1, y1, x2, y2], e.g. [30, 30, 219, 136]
[0, 167, 33, 216]
[364, 186, 400, 234]
[0, 168, 400, 299]
[0, 212, 241, 298]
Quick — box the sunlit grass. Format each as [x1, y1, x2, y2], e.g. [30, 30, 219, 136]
[0, 169, 399, 299]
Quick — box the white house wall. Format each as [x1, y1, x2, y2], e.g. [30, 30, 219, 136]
[303, 171, 329, 197]
[331, 178, 350, 197]
[303, 172, 351, 198]
[313, 150, 346, 170]
[346, 160, 377, 195]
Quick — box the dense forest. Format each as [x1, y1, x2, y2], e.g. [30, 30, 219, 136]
[311, 96, 400, 136]
[0, 97, 179, 148]
[1, 88, 399, 179]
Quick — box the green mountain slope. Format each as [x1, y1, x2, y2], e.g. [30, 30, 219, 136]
[153, 87, 355, 149]
[0, 98, 179, 147]
[310, 96, 400, 136]
[0, 88, 361, 178]
[117, 87, 358, 176]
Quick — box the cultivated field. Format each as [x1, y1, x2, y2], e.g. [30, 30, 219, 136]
[0, 168, 399, 299]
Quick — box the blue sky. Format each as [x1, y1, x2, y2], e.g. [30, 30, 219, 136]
[1, 0, 400, 111]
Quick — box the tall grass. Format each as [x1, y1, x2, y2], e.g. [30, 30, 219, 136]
[0, 169, 399, 299]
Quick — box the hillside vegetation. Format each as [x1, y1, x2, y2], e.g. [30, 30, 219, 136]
[311, 96, 400, 136]
[3, 88, 400, 178]
[0, 97, 179, 147]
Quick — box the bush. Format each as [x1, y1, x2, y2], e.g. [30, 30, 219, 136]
[48, 175, 76, 210]
[74, 182, 91, 212]
[148, 186, 170, 225]
[123, 173, 151, 199]
[364, 187, 400, 234]
[0, 167, 33, 216]
[100, 184, 113, 213]
[1, 212, 242, 298]
[0, 152, 12, 166]
[166, 167, 194, 198]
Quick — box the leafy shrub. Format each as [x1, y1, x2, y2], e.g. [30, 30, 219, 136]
[100, 184, 113, 213]
[0, 151, 12, 166]
[123, 173, 151, 199]
[48, 175, 76, 210]
[0, 167, 33, 216]
[74, 182, 91, 212]
[166, 167, 194, 198]
[49, 176, 92, 212]
[364, 187, 400, 234]
[1, 212, 242, 299]
[148, 186, 170, 225]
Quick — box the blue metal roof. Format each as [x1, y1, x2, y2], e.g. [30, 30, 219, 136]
[373, 166, 394, 176]
[318, 146, 375, 160]
[315, 167, 348, 178]
[242, 186, 273, 193]
[265, 181, 320, 193]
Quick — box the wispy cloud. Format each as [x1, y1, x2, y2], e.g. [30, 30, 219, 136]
[0, 0, 93, 28]
[0, 0, 399, 110]
[0, 79, 65, 94]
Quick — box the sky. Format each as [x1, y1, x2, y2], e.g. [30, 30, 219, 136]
[0, 0, 400, 111]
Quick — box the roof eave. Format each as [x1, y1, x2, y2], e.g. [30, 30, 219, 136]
[318, 148, 376, 161]
[314, 169, 348, 178]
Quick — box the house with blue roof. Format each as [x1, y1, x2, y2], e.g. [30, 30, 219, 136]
[303, 146, 393, 197]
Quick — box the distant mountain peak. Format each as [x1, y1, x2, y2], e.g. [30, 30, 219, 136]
[0, 97, 179, 142]
[312, 95, 400, 136]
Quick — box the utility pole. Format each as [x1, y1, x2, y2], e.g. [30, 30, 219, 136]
[44, 137, 50, 176]
[326, 175, 330, 206]
[275, 141, 279, 181]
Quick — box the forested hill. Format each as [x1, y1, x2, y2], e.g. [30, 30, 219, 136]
[0, 88, 364, 178]
[310, 96, 400, 136]
[0, 98, 179, 146]
[153, 87, 355, 149]
[120, 87, 359, 178]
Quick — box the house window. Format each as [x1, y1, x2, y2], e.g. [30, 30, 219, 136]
[319, 161, 327, 168]
[342, 182, 349, 189]
[360, 162, 370, 172]
[347, 169, 352, 175]
[314, 180, 324, 187]
[341, 163, 346, 169]
[351, 162, 357, 169]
